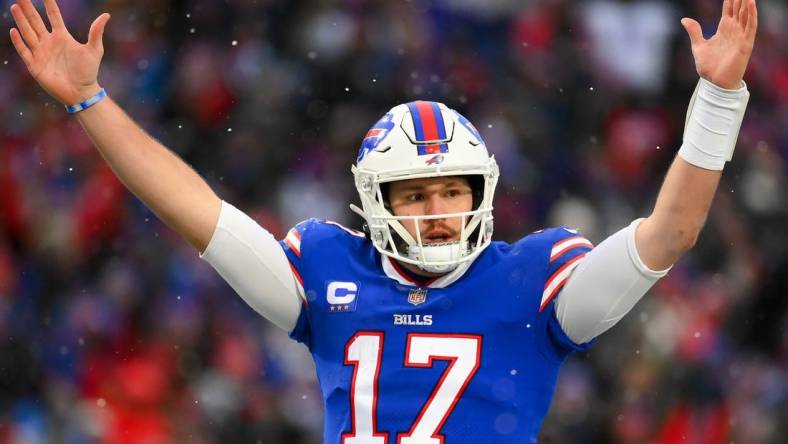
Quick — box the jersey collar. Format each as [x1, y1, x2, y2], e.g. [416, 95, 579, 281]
[381, 255, 475, 288]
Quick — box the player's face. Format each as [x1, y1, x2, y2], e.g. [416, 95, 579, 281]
[388, 176, 473, 244]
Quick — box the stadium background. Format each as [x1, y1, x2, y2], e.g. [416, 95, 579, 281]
[1, 0, 787, 442]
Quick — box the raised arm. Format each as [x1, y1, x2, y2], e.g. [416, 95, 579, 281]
[8, 0, 304, 331]
[555, 0, 757, 344]
[636, 0, 757, 269]
[9, 0, 220, 252]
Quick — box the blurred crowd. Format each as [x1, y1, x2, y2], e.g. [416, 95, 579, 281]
[1, 0, 787, 442]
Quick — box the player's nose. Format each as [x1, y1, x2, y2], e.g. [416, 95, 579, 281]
[424, 193, 448, 216]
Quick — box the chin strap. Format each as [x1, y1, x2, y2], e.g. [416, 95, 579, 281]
[406, 242, 468, 273]
[349, 203, 365, 218]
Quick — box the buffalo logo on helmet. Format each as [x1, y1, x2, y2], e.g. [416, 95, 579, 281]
[357, 112, 395, 162]
[453, 110, 483, 146]
[425, 154, 445, 165]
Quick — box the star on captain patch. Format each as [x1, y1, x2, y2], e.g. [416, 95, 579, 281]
[408, 288, 428, 306]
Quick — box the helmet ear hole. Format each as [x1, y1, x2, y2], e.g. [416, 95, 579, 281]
[467, 175, 485, 211]
[380, 182, 392, 211]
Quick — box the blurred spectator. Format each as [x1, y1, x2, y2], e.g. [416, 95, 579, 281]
[581, 0, 677, 93]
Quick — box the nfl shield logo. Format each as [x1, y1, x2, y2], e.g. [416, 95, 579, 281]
[408, 288, 428, 306]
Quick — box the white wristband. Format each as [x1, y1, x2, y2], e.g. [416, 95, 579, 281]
[678, 78, 750, 170]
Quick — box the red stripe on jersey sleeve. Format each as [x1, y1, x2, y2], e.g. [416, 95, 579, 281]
[540, 253, 587, 312]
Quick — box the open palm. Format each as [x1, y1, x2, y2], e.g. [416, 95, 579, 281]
[681, 0, 758, 89]
[9, 0, 110, 105]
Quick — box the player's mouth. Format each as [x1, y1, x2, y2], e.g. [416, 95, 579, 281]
[423, 230, 456, 244]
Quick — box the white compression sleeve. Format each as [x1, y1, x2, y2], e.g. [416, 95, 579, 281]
[199, 200, 302, 332]
[555, 219, 670, 344]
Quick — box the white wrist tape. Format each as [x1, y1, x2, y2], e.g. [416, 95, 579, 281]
[678, 78, 750, 170]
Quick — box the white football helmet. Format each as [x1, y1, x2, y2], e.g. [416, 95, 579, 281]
[350, 101, 499, 273]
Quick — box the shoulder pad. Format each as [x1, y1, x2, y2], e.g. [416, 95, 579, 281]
[283, 219, 366, 260]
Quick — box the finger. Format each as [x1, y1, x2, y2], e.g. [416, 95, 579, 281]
[738, 0, 748, 23]
[732, 0, 742, 20]
[681, 18, 705, 47]
[9, 4, 38, 47]
[745, 0, 758, 40]
[722, 0, 732, 17]
[18, 0, 48, 36]
[87, 13, 110, 52]
[43, 0, 65, 30]
[9, 28, 33, 66]
[740, 0, 749, 29]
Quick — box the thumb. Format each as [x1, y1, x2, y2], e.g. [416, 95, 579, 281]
[87, 13, 111, 53]
[681, 17, 704, 47]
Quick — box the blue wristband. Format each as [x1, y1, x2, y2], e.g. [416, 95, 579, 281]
[65, 88, 107, 113]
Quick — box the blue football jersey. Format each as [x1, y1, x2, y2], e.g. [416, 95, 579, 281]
[280, 220, 594, 444]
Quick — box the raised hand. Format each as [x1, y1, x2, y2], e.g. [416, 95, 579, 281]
[9, 0, 110, 105]
[681, 0, 757, 89]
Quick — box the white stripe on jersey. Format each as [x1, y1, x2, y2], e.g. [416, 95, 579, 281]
[550, 236, 593, 262]
[541, 254, 587, 312]
[285, 228, 302, 257]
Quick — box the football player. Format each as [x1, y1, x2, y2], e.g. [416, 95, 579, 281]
[9, 0, 757, 442]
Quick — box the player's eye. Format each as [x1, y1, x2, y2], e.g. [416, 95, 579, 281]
[407, 193, 424, 202]
[445, 188, 468, 198]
